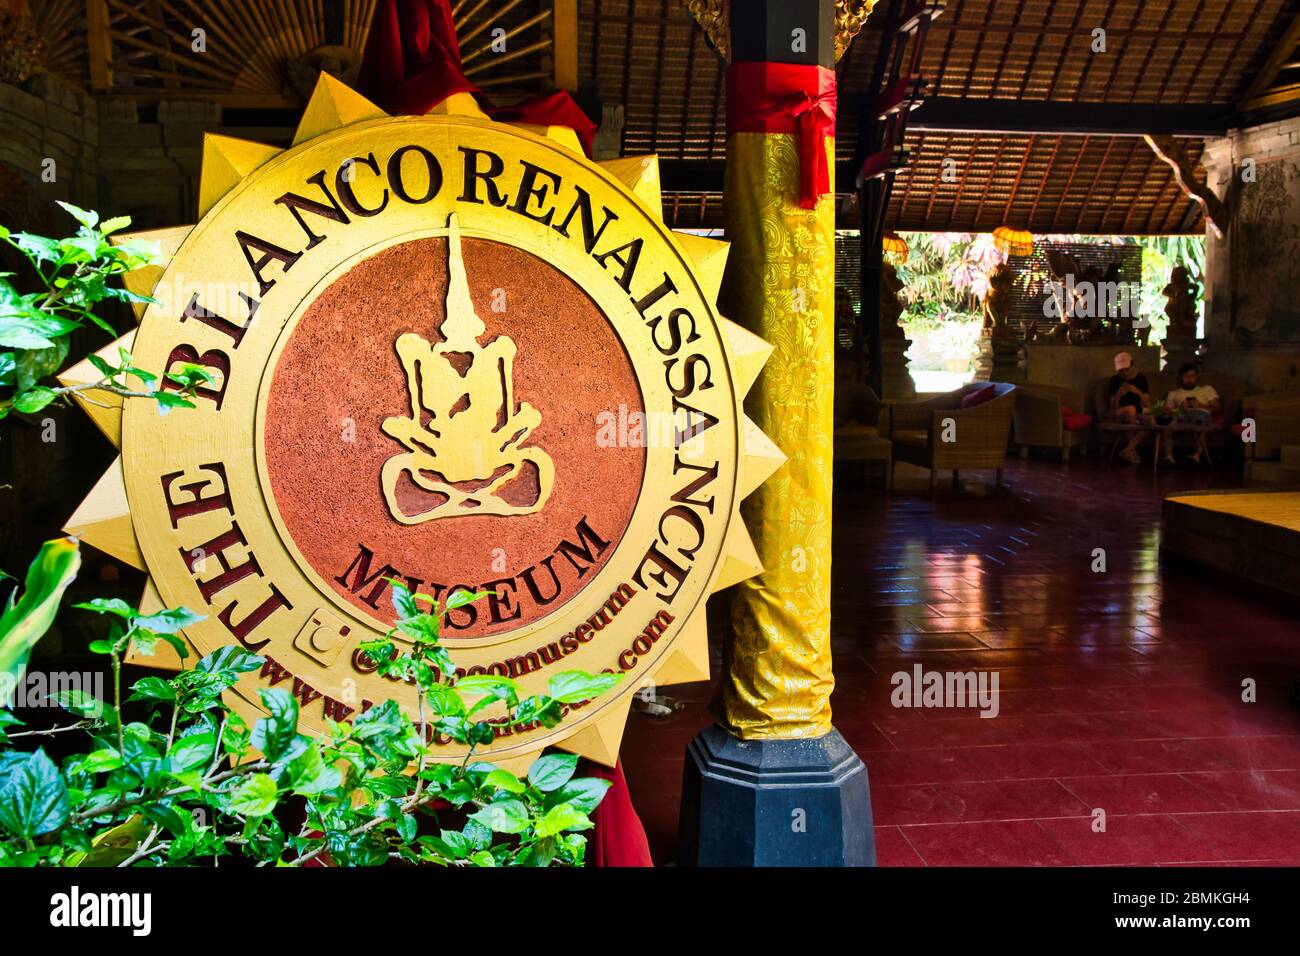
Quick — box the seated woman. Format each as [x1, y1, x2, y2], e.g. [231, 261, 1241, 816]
[1161, 362, 1222, 465]
[1107, 351, 1151, 464]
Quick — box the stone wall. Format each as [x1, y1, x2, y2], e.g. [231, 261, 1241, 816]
[1203, 116, 1300, 396]
[0, 75, 98, 210]
[0, 76, 292, 233]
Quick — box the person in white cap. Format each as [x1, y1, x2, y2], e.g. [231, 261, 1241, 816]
[1107, 351, 1151, 464]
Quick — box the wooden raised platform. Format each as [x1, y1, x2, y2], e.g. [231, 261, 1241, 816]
[1162, 489, 1300, 597]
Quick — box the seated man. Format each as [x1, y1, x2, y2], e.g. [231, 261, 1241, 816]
[1162, 362, 1221, 465]
[1107, 351, 1151, 464]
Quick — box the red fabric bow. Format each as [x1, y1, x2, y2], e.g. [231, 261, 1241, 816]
[356, 0, 597, 156]
[726, 61, 837, 209]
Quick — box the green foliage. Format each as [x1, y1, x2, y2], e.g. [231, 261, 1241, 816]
[0, 537, 80, 710]
[889, 231, 1206, 364]
[0, 203, 213, 421]
[893, 232, 1005, 321]
[0, 543, 622, 867]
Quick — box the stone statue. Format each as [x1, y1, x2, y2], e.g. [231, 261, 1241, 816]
[1163, 266, 1200, 339]
[876, 263, 914, 398]
[1046, 250, 1122, 342]
[880, 263, 907, 340]
[983, 263, 1015, 339]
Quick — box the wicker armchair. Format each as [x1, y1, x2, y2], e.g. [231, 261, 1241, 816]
[834, 382, 891, 488]
[1241, 393, 1300, 461]
[1013, 383, 1091, 461]
[886, 382, 1016, 495]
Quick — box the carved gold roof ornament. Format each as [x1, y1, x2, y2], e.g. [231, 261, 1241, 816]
[62, 75, 784, 771]
[683, 0, 880, 62]
[834, 0, 880, 60]
[684, 0, 729, 59]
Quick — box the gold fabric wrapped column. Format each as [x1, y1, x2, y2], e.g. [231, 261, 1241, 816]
[710, 9, 845, 740]
[720, 131, 837, 739]
[677, 0, 877, 866]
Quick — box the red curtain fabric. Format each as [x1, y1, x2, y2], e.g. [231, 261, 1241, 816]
[354, 0, 648, 866]
[584, 760, 654, 867]
[726, 61, 837, 209]
[357, 0, 597, 156]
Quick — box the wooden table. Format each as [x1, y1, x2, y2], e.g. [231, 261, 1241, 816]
[1100, 420, 1219, 470]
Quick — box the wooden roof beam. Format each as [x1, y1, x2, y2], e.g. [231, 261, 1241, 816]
[1239, 9, 1300, 112]
[897, 97, 1233, 136]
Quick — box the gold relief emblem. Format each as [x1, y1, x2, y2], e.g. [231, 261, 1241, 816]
[381, 214, 554, 524]
[61, 76, 785, 770]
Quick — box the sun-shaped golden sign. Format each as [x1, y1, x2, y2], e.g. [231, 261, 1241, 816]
[60, 76, 784, 770]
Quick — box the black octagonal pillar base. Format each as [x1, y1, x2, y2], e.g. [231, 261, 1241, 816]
[677, 723, 875, 867]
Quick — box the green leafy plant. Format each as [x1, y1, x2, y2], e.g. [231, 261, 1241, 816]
[0, 538, 80, 710]
[0, 540, 622, 867]
[0, 202, 213, 420]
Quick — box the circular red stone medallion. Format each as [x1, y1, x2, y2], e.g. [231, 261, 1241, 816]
[260, 235, 646, 639]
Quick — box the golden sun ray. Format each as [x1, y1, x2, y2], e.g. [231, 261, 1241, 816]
[597, 154, 662, 217]
[673, 231, 729, 307]
[63, 457, 144, 570]
[652, 612, 711, 686]
[719, 315, 775, 398]
[292, 72, 387, 146]
[56, 330, 136, 448]
[511, 123, 584, 155]
[558, 696, 633, 765]
[110, 225, 193, 321]
[198, 135, 285, 218]
[711, 520, 764, 594]
[740, 413, 787, 498]
[427, 91, 490, 118]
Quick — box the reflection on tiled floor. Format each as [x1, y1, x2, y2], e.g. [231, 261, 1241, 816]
[619, 457, 1300, 866]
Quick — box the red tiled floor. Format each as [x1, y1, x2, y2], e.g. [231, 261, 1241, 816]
[871, 784, 962, 825]
[1172, 811, 1300, 863]
[1057, 773, 1228, 814]
[900, 820, 1075, 866]
[1037, 814, 1221, 866]
[1179, 770, 1300, 811]
[872, 826, 926, 866]
[932, 778, 1092, 822]
[866, 748, 982, 786]
[958, 742, 1112, 780]
[890, 631, 989, 651]
[1239, 736, 1300, 770]
[618, 457, 1300, 865]
[1073, 737, 1250, 774]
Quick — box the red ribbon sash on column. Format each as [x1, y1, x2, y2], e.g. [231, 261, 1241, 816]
[726, 61, 837, 210]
